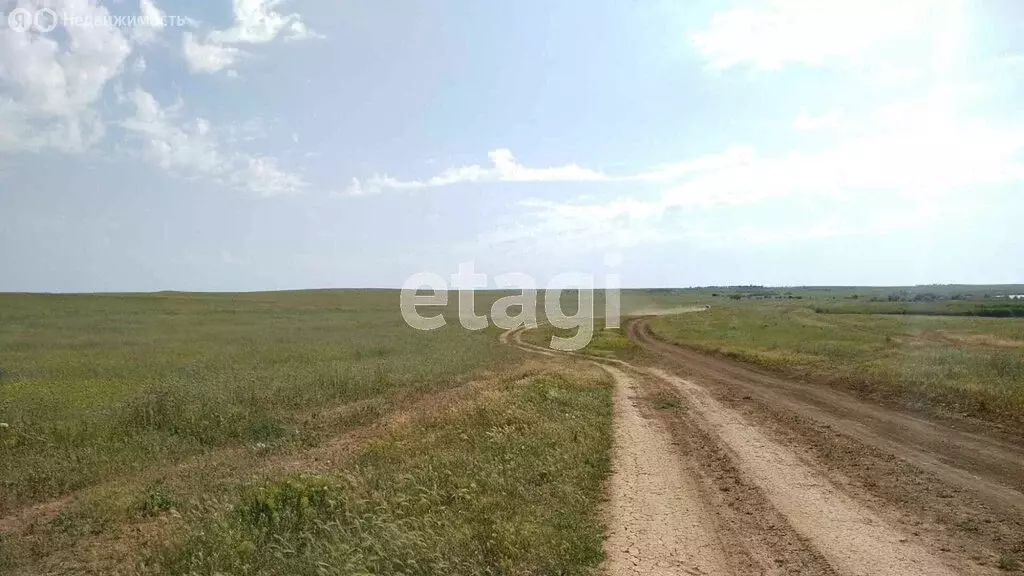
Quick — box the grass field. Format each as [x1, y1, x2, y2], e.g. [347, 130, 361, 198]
[5, 286, 1023, 572]
[649, 303, 1024, 429]
[0, 290, 615, 575]
[0, 291, 519, 513]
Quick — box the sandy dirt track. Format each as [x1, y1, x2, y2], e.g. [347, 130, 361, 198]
[506, 319, 1024, 575]
[602, 365, 729, 575]
[629, 320, 1024, 515]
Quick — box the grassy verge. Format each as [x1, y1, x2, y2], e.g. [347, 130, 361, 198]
[649, 304, 1024, 429]
[148, 367, 612, 576]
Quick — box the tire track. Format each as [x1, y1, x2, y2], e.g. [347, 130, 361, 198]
[603, 365, 730, 576]
[630, 316, 1024, 574]
[505, 324, 963, 575]
[628, 319, 1024, 514]
[505, 328, 733, 574]
[650, 367, 956, 576]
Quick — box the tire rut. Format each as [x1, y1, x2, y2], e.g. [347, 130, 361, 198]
[648, 367, 957, 576]
[628, 319, 1024, 513]
[629, 317, 1024, 574]
[505, 324, 975, 575]
[602, 365, 731, 575]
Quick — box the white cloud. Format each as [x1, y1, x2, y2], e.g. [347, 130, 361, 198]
[182, 0, 320, 75]
[344, 146, 767, 196]
[0, 0, 132, 152]
[475, 107, 1024, 252]
[209, 0, 321, 44]
[0, 0, 311, 196]
[692, 0, 946, 71]
[182, 31, 243, 74]
[120, 89, 220, 172]
[230, 156, 307, 196]
[344, 148, 610, 195]
[488, 148, 607, 182]
[0, 102, 107, 153]
[343, 177, 367, 196]
[120, 88, 306, 196]
[131, 0, 166, 44]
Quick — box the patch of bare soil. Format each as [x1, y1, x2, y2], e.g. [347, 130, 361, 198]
[635, 370, 836, 575]
[649, 367, 958, 576]
[0, 494, 75, 535]
[601, 365, 729, 575]
[630, 318, 1024, 574]
[629, 320, 1024, 507]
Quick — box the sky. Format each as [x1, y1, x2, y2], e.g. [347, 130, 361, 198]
[1, 0, 1023, 292]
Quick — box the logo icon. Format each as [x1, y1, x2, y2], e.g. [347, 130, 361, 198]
[6, 7, 32, 32]
[34, 7, 58, 32]
[6, 7, 58, 33]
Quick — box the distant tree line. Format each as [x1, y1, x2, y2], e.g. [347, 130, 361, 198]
[711, 292, 803, 300]
[815, 303, 1024, 318]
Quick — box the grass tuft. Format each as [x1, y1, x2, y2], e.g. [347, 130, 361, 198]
[999, 554, 1021, 572]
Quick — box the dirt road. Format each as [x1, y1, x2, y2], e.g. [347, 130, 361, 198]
[506, 320, 1024, 575]
[602, 365, 730, 575]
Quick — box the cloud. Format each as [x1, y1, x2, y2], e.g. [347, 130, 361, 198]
[229, 156, 307, 196]
[488, 148, 607, 182]
[475, 107, 1024, 252]
[692, 0, 945, 71]
[209, 0, 322, 44]
[0, 1, 299, 196]
[182, 31, 244, 74]
[131, 0, 167, 44]
[0, 0, 132, 152]
[343, 148, 610, 195]
[343, 147, 765, 196]
[120, 88, 306, 196]
[182, 0, 320, 75]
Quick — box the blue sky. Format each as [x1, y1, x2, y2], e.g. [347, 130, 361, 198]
[1, 0, 1023, 291]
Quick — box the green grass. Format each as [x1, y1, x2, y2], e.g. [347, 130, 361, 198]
[149, 371, 612, 576]
[0, 291, 618, 575]
[816, 300, 1024, 318]
[0, 291, 517, 514]
[999, 554, 1021, 572]
[521, 323, 641, 361]
[650, 303, 1024, 428]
